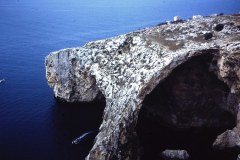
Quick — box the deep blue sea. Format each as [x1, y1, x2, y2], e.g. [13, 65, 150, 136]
[0, 0, 239, 159]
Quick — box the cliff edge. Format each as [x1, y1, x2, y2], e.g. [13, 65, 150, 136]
[45, 14, 240, 159]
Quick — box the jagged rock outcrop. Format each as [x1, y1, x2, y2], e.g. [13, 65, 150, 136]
[45, 14, 240, 159]
[213, 128, 240, 150]
[45, 49, 99, 102]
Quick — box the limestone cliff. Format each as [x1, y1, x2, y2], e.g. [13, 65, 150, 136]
[45, 14, 240, 159]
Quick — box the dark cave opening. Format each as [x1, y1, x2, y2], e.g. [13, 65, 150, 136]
[53, 92, 106, 160]
[136, 53, 238, 160]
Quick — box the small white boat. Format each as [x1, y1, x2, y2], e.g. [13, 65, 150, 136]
[0, 79, 5, 84]
[72, 130, 98, 144]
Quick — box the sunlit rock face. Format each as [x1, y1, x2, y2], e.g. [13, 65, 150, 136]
[45, 14, 240, 160]
[45, 49, 100, 102]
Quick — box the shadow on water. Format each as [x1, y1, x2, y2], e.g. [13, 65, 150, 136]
[137, 115, 238, 160]
[51, 98, 105, 160]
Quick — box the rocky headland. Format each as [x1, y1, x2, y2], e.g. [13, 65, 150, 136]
[45, 14, 240, 160]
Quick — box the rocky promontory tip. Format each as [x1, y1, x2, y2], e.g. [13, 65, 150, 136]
[45, 14, 240, 160]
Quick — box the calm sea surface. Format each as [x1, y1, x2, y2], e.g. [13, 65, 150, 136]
[0, 0, 239, 159]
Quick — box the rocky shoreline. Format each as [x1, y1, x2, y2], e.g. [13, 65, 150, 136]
[45, 14, 240, 159]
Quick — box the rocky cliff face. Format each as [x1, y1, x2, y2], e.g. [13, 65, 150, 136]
[45, 14, 240, 159]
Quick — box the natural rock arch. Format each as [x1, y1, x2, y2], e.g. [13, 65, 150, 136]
[45, 14, 240, 160]
[136, 53, 237, 160]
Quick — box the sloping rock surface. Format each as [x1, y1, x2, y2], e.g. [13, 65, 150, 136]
[45, 14, 240, 159]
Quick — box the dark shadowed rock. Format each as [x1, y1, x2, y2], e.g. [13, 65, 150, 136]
[204, 32, 213, 40]
[237, 154, 240, 160]
[214, 24, 224, 31]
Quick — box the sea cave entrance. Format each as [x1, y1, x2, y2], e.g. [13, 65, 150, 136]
[53, 92, 106, 160]
[136, 53, 238, 160]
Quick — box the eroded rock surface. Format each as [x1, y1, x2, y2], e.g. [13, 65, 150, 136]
[46, 49, 99, 102]
[213, 127, 240, 150]
[161, 149, 190, 160]
[45, 14, 240, 159]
